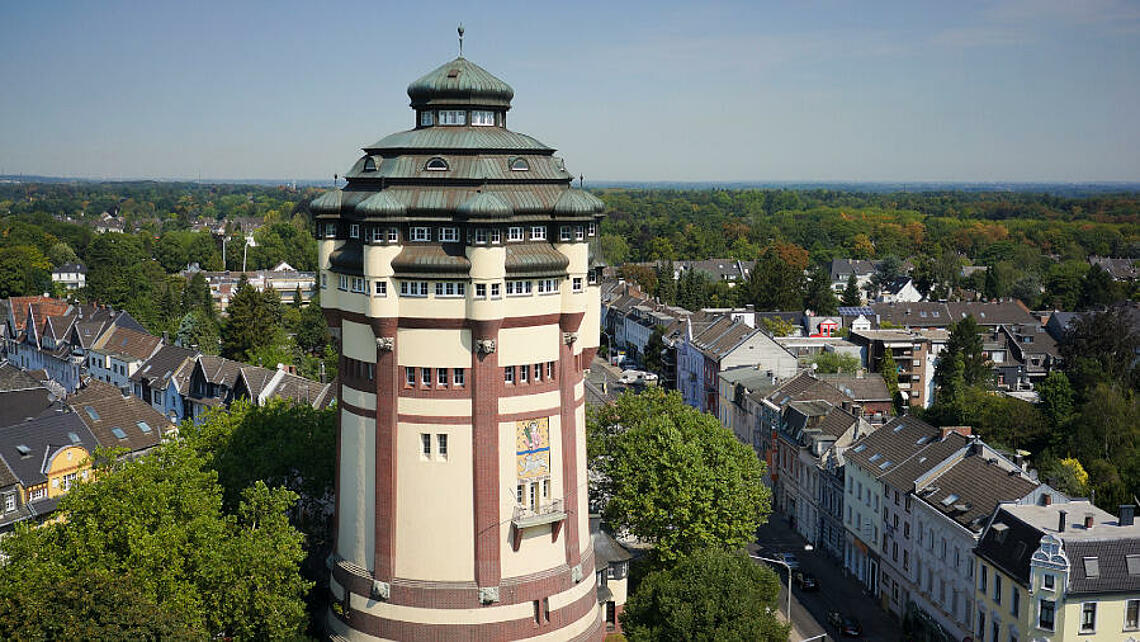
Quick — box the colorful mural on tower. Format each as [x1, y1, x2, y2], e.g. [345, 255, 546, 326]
[516, 417, 551, 480]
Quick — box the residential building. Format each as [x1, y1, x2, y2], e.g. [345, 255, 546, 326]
[850, 328, 948, 409]
[68, 380, 175, 456]
[678, 316, 798, 416]
[906, 443, 1061, 641]
[975, 500, 1140, 642]
[50, 262, 87, 290]
[0, 363, 53, 429]
[1089, 256, 1138, 281]
[591, 516, 633, 636]
[231, 362, 334, 409]
[718, 366, 780, 449]
[879, 277, 922, 304]
[315, 54, 604, 639]
[130, 344, 198, 422]
[815, 372, 893, 421]
[829, 259, 879, 300]
[86, 325, 162, 390]
[182, 263, 319, 312]
[0, 412, 99, 535]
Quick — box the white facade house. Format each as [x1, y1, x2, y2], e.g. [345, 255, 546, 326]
[50, 263, 86, 290]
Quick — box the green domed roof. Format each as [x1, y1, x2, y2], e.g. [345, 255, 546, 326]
[355, 191, 406, 217]
[457, 191, 512, 218]
[310, 189, 344, 215]
[553, 189, 605, 215]
[407, 57, 514, 110]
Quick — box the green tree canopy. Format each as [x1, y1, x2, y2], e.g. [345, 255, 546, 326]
[588, 388, 771, 563]
[621, 547, 789, 642]
[840, 272, 862, 307]
[811, 351, 860, 374]
[803, 263, 839, 315]
[0, 443, 311, 639]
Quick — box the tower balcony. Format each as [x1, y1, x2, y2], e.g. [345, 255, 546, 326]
[510, 499, 566, 551]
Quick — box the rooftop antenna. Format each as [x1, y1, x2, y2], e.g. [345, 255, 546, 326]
[579, 174, 584, 189]
[458, 24, 465, 57]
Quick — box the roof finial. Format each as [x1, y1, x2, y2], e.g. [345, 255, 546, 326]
[458, 24, 465, 58]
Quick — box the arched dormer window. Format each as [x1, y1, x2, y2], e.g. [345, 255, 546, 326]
[424, 157, 449, 171]
[509, 157, 530, 172]
[363, 157, 376, 172]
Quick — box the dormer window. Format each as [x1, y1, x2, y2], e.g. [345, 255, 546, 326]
[420, 111, 434, 127]
[425, 157, 449, 171]
[510, 157, 530, 171]
[471, 110, 495, 126]
[439, 110, 466, 126]
[362, 157, 376, 172]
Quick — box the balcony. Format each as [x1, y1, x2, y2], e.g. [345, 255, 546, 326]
[510, 499, 566, 551]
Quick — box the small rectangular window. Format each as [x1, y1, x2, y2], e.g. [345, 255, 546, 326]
[406, 367, 416, 386]
[453, 368, 465, 387]
[411, 227, 430, 242]
[560, 226, 572, 241]
[491, 283, 501, 298]
[490, 228, 502, 244]
[321, 273, 328, 289]
[439, 109, 466, 125]
[421, 368, 432, 386]
[531, 226, 547, 240]
[370, 226, 385, 242]
[1080, 602, 1096, 633]
[420, 111, 434, 126]
[374, 281, 387, 296]
[575, 226, 584, 240]
[504, 366, 514, 384]
[1039, 599, 1055, 631]
[508, 227, 523, 241]
[437, 433, 448, 457]
[439, 227, 459, 242]
[421, 433, 431, 456]
[471, 110, 495, 126]
[325, 223, 337, 238]
[338, 275, 349, 291]
[588, 222, 596, 236]
[533, 363, 542, 382]
[573, 277, 583, 292]
[520, 364, 529, 383]
[474, 228, 489, 244]
[349, 223, 360, 239]
[437, 368, 448, 386]
[476, 283, 487, 298]
[387, 228, 399, 242]
[1125, 599, 1139, 630]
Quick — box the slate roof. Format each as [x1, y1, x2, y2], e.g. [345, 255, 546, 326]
[91, 325, 161, 362]
[916, 453, 1039, 533]
[829, 259, 878, 281]
[761, 373, 853, 409]
[1066, 538, 1140, 594]
[52, 262, 86, 274]
[945, 301, 1036, 326]
[131, 344, 198, 389]
[815, 405, 860, 438]
[69, 390, 172, 453]
[0, 412, 97, 487]
[815, 373, 892, 402]
[0, 389, 55, 430]
[871, 302, 952, 328]
[880, 431, 969, 490]
[196, 355, 244, 387]
[845, 415, 945, 480]
[0, 363, 42, 392]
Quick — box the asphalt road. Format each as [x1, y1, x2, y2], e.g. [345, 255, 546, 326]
[751, 516, 903, 642]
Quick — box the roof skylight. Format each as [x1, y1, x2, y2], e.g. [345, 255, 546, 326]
[111, 427, 127, 440]
[940, 494, 960, 506]
[84, 406, 99, 421]
[137, 421, 152, 434]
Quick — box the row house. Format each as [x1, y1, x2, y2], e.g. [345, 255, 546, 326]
[0, 363, 53, 429]
[906, 445, 1061, 641]
[50, 262, 86, 290]
[0, 412, 98, 535]
[815, 372, 894, 422]
[850, 328, 948, 409]
[871, 300, 1038, 331]
[130, 344, 198, 423]
[181, 262, 318, 312]
[975, 500, 1139, 642]
[86, 324, 162, 391]
[185, 355, 334, 423]
[717, 366, 780, 451]
[68, 380, 176, 457]
[678, 316, 798, 416]
[232, 363, 334, 409]
[775, 401, 871, 555]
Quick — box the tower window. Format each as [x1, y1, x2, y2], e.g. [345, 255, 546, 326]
[369, 226, 385, 242]
[349, 224, 360, 238]
[439, 227, 459, 242]
[490, 283, 501, 299]
[504, 366, 514, 384]
[475, 283, 487, 298]
[474, 228, 489, 245]
[410, 227, 431, 242]
[560, 226, 572, 241]
[420, 111, 434, 127]
[437, 434, 448, 458]
[531, 226, 546, 240]
[406, 367, 416, 386]
[325, 223, 337, 238]
[374, 281, 386, 297]
[533, 363, 542, 382]
[471, 110, 495, 126]
[573, 277, 583, 292]
[363, 157, 376, 172]
[507, 226, 523, 242]
[575, 226, 585, 240]
[320, 273, 327, 289]
[519, 364, 529, 383]
[437, 368, 448, 386]
[387, 228, 399, 242]
[338, 275, 349, 291]
[421, 433, 431, 456]
[510, 157, 530, 171]
[438, 110, 465, 126]
[490, 228, 502, 244]
[588, 223, 596, 236]
[424, 157, 449, 171]
[453, 368, 465, 386]
[421, 368, 431, 386]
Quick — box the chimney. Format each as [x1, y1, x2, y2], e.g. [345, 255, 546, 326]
[940, 425, 973, 439]
[851, 404, 863, 417]
[1042, 494, 1052, 506]
[1084, 514, 1095, 529]
[1121, 505, 1135, 527]
[1058, 510, 1067, 532]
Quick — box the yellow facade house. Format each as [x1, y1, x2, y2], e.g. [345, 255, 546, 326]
[974, 499, 1140, 642]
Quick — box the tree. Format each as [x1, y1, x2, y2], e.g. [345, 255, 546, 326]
[881, 349, 902, 414]
[840, 273, 861, 307]
[803, 264, 838, 315]
[655, 260, 677, 304]
[743, 242, 807, 311]
[0, 245, 52, 297]
[619, 264, 658, 296]
[759, 316, 795, 337]
[588, 389, 771, 562]
[935, 316, 988, 388]
[865, 255, 902, 301]
[221, 276, 282, 360]
[676, 268, 713, 311]
[182, 270, 214, 318]
[176, 308, 220, 353]
[621, 547, 789, 642]
[643, 327, 666, 375]
[1060, 308, 1140, 395]
[811, 351, 859, 374]
[1077, 264, 1121, 310]
[1036, 371, 1075, 430]
[0, 443, 311, 639]
[599, 233, 630, 265]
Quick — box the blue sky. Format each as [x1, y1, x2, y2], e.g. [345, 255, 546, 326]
[1, 0, 1138, 182]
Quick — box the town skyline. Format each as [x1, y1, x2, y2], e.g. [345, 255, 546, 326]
[2, 0, 1139, 183]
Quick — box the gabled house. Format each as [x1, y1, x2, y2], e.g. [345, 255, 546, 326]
[0, 363, 54, 429]
[69, 380, 175, 457]
[879, 277, 922, 304]
[185, 355, 244, 422]
[232, 363, 335, 409]
[591, 515, 633, 636]
[0, 411, 98, 534]
[130, 344, 199, 422]
[86, 325, 162, 391]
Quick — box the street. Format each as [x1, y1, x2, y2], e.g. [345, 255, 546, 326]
[750, 516, 902, 642]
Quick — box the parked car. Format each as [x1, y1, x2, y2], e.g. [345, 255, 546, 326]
[793, 571, 818, 591]
[828, 611, 863, 637]
[618, 369, 658, 384]
[775, 552, 800, 570]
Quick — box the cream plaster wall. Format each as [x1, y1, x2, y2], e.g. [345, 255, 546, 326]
[339, 410, 376, 571]
[581, 286, 601, 349]
[468, 246, 506, 280]
[397, 397, 472, 417]
[396, 328, 471, 368]
[575, 402, 590, 559]
[499, 415, 566, 580]
[342, 321, 377, 363]
[363, 245, 402, 276]
[342, 385, 376, 410]
[499, 389, 561, 415]
[396, 296, 466, 319]
[499, 325, 559, 366]
[394, 423, 475, 582]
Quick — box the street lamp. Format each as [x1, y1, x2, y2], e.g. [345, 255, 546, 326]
[750, 544, 814, 628]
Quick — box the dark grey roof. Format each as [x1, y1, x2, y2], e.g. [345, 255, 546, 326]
[0, 389, 55, 430]
[69, 391, 171, 453]
[976, 508, 1044, 586]
[917, 453, 1038, 532]
[1066, 538, 1140, 594]
[0, 412, 97, 487]
[390, 244, 471, 278]
[131, 344, 198, 388]
[815, 373, 891, 402]
[846, 415, 943, 479]
[880, 431, 969, 490]
[0, 363, 43, 393]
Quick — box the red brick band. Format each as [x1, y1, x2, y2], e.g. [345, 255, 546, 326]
[373, 317, 399, 582]
[559, 312, 586, 569]
[331, 578, 600, 641]
[470, 318, 503, 589]
[331, 548, 595, 609]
